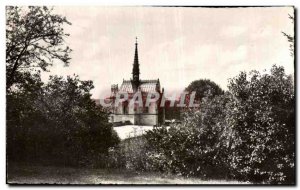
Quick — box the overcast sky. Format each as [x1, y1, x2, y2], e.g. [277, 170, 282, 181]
[41, 6, 294, 99]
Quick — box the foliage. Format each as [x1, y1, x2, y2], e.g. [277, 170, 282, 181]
[6, 6, 119, 168]
[144, 95, 231, 178]
[7, 75, 119, 167]
[185, 79, 224, 101]
[6, 6, 71, 91]
[226, 65, 294, 184]
[107, 136, 150, 170]
[6, 6, 294, 184]
[142, 65, 294, 184]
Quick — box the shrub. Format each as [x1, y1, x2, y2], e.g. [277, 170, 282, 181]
[141, 65, 295, 184]
[226, 65, 295, 184]
[7, 75, 120, 167]
[145, 108, 230, 178]
[107, 136, 150, 171]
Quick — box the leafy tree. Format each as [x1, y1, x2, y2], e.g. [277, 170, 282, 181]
[6, 6, 119, 168]
[145, 93, 231, 178]
[143, 66, 294, 184]
[6, 72, 44, 162]
[227, 65, 295, 184]
[6, 6, 71, 91]
[185, 79, 224, 101]
[7, 75, 119, 167]
[40, 75, 119, 166]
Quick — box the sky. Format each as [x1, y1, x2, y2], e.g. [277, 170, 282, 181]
[41, 6, 294, 99]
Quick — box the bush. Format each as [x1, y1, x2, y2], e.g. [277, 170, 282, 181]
[226, 65, 295, 184]
[107, 136, 150, 171]
[139, 65, 295, 184]
[7, 75, 120, 167]
[145, 115, 230, 178]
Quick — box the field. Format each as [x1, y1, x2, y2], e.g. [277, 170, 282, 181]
[7, 163, 248, 185]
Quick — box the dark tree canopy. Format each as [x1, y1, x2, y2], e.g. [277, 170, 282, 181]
[6, 7, 119, 167]
[7, 75, 120, 166]
[6, 6, 72, 91]
[185, 79, 224, 101]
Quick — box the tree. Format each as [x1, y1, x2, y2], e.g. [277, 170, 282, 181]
[227, 65, 295, 184]
[39, 75, 119, 166]
[143, 66, 294, 184]
[7, 75, 120, 166]
[6, 71, 45, 162]
[185, 79, 224, 101]
[6, 6, 71, 91]
[144, 94, 232, 177]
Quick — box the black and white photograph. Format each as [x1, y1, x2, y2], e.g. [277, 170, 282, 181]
[5, 5, 295, 185]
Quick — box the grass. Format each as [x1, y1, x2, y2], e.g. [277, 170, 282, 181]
[7, 162, 249, 185]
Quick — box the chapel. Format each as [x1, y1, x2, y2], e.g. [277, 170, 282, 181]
[110, 38, 165, 126]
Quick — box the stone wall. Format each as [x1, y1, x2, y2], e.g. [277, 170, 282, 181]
[113, 114, 158, 126]
[113, 114, 135, 124]
[137, 114, 158, 126]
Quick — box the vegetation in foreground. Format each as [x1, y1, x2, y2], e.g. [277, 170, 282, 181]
[108, 66, 294, 184]
[6, 6, 119, 168]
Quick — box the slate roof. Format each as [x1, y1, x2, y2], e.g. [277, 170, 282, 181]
[119, 80, 159, 93]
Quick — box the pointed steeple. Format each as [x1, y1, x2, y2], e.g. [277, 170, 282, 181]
[132, 37, 140, 91]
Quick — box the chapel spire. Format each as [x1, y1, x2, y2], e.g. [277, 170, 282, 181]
[132, 37, 140, 91]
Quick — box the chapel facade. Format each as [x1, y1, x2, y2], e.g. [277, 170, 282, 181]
[109, 39, 165, 126]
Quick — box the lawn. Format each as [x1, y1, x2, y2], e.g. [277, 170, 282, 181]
[7, 163, 249, 185]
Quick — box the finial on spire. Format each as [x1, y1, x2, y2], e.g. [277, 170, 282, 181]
[135, 37, 138, 45]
